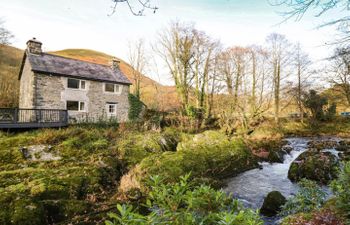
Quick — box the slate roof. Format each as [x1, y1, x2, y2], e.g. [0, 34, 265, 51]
[22, 52, 131, 85]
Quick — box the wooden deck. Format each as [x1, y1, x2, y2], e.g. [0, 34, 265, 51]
[0, 108, 68, 129]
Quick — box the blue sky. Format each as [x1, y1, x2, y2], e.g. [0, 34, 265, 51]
[0, 0, 340, 83]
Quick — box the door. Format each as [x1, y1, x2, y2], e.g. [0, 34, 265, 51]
[106, 103, 117, 118]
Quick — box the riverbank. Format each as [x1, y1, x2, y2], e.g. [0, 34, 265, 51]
[0, 119, 349, 224]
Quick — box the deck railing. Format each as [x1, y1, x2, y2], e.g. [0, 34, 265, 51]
[0, 108, 68, 128]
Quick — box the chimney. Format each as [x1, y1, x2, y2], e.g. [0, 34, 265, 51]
[111, 57, 120, 71]
[26, 37, 42, 54]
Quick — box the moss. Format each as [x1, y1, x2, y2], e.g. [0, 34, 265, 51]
[117, 131, 181, 168]
[10, 198, 46, 225]
[260, 191, 286, 216]
[43, 200, 91, 224]
[118, 131, 258, 197]
[288, 151, 339, 184]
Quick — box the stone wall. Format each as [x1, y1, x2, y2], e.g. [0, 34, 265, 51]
[33, 73, 130, 122]
[19, 57, 35, 108]
[35, 74, 65, 109]
[88, 80, 130, 122]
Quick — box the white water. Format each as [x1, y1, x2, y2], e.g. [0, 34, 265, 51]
[224, 138, 309, 209]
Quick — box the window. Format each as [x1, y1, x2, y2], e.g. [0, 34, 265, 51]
[80, 102, 85, 111]
[104, 83, 122, 94]
[67, 78, 86, 90]
[67, 101, 85, 111]
[105, 83, 115, 92]
[80, 81, 86, 89]
[106, 103, 117, 117]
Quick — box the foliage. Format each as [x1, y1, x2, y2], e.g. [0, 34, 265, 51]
[280, 179, 327, 216]
[331, 161, 350, 219]
[281, 209, 345, 225]
[128, 93, 144, 121]
[302, 90, 337, 121]
[106, 174, 263, 225]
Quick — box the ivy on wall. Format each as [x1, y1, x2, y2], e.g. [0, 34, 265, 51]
[128, 93, 144, 121]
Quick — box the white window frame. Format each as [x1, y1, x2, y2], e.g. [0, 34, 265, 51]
[106, 103, 117, 117]
[66, 100, 86, 112]
[67, 78, 86, 90]
[104, 83, 122, 94]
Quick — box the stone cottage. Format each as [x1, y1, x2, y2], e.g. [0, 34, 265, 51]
[18, 38, 132, 122]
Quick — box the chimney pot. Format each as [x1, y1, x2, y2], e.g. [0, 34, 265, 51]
[26, 37, 42, 55]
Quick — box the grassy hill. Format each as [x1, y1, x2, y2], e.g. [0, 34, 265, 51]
[0, 45, 179, 111]
[0, 44, 23, 107]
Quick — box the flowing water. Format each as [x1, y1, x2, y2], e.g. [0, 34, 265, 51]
[224, 137, 339, 224]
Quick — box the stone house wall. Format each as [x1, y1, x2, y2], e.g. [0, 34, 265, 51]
[27, 72, 130, 122]
[19, 58, 35, 109]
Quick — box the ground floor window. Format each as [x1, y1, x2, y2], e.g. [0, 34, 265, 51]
[67, 101, 85, 111]
[106, 103, 117, 117]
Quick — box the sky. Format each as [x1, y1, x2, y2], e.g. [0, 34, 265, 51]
[0, 0, 342, 84]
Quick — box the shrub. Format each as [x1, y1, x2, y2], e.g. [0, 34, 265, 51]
[128, 93, 144, 121]
[331, 161, 350, 218]
[106, 174, 263, 225]
[280, 179, 327, 216]
[282, 209, 344, 225]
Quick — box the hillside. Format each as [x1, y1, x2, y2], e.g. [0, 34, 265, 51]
[0, 46, 179, 111]
[0, 44, 23, 107]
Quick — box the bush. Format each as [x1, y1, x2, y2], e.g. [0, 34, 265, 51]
[280, 179, 327, 216]
[331, 161, 350, 219]
[106, 174, 263, 225]
[128, 93, 144, 121]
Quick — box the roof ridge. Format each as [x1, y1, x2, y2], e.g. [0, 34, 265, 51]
[43, 52, 113, 68]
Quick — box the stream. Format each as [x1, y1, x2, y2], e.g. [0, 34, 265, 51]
[224, 137, 339, 224]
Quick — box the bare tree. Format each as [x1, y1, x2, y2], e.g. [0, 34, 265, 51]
[155, 21, 196, 110]
[128, 38, 148, 99]
[270, 0, 350, 43]
[218, 47, 248, 108]
[192, 30, 219, 112]
[0, 20, 14, 45]
[270, 0, 349, 21]
[291, 43, 312, 121]
[329, 47, 350, 105]
[266, 33, 292, 124]
[110, 0, 158, 16]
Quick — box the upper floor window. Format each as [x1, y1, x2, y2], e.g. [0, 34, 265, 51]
[68, 78, 86, 90]
[104, 83, 122, 94]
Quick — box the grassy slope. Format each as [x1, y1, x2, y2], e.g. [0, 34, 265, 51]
[0, 46, 179, 110]
[0, 44, 23, 107]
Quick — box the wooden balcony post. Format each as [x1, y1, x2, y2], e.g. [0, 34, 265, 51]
[14, 108, 18, 123]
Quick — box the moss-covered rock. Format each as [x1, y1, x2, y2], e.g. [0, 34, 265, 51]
[117, 129, 181, 169]
[307, 140, 338, 150]
[260, 191, 286, 217]
[288, 150, 339, 184]
[336, 140, 350, 161]
[117, 131, 258, 198]
[249, 138, 289, 163]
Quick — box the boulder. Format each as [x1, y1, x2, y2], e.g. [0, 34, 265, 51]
[260, 191, 286, 217]
[336, 140, 350, 161]
[288, 150, 339, 184]
[307, 140, 338, 150]
[251, 139, 290, 163]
